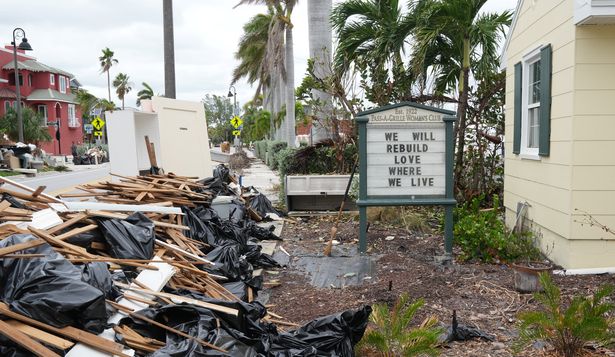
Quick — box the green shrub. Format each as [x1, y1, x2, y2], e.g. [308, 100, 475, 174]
[267, 141, 287, 169]
[276, 147, 298, 179]
[358, 293, 442, 356]
[454, 195, 541, 263]
[254, 140, 268, 160]
[516, 273, 615, 357]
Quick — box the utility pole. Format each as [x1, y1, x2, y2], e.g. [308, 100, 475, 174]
[163, 0, 176, 98]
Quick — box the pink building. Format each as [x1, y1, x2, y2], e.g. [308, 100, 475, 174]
[0, 45, 83, 155]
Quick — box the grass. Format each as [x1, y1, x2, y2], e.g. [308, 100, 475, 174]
[0, 170, 21, 177]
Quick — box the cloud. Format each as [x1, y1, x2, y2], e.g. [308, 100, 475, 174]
[5, 0, 514, 111]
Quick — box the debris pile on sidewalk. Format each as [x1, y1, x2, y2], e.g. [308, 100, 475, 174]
[0, 164, 370, 356]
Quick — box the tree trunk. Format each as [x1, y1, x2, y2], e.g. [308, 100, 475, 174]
[284, 26, 296, 147]
[308, 0, 333, 144]
[454, 37, 471, 190]
[163, 0, 176, 98]
[122, 97, 125, 110]
[107, 70, 111, 101]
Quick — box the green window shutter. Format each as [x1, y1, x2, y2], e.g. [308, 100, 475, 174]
[539, 44, 552, 156]
[513, 62, 523, 154]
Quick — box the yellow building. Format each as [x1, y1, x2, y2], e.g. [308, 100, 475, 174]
[503, 0, 615, 270]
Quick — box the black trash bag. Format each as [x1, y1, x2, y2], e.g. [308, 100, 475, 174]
[80, 262, 121, 300]
[270, 305, 372, 356]
[0, 193, 27, 209]
[198, 176, 234, 196]
[119, 303, 268, 357]
[244, 241, 281, 269]
[205, 243, 253, 281]
[249, 193, 285, 218]
[182, 206, 218, 246]
[246, 221, 281, 241]
[0, 234, 108, 334]
[212, 198, 246, 223]
[62, 224, 104, 248]
[97, 212, 155, 260]
[213, 164, 231, 183]
[223, 281, 250, 301]
[443, 310, 494, 343]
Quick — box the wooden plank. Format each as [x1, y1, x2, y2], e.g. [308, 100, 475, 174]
[6, 320, 74, 350]
[0, 319, 60, 357]
[31, 186, 47, 198]
[0, 304, 128, 357]
[115, 282, 238, 316]
[46, 213, 88, 234]
[0, 200, 12, 212]
[0, 177, 61, 202]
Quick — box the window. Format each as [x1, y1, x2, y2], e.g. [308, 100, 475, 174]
[68, 104, 77, 127]
[50, 74, 55, 85]
[8, 74, 23, 86]
[28, 74, 32, 87]
[59, 76, 66, 93]
[3, 101, 10, 113]
[513, 44, 552, 158]
[38, 105, 48, 126]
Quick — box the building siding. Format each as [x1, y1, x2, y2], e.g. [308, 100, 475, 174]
[504, 0, 576, 267]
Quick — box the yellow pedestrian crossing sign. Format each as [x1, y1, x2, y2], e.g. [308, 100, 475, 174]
[232, 130, 241, 136]
[93, 131, 103, 137]
[230, 116, 243, 128]
[91, 117, 106, 131]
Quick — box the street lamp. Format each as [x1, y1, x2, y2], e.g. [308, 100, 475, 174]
[11, 28, 33, 143]
[227, 85, 237, 115]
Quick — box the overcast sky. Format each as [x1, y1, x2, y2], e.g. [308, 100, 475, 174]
[3, 0, 517, 109]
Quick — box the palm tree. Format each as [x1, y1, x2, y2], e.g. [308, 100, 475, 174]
[235, 0, 298, 146]
[331, 0, 417, 106]
[97, 99, 117, 113]
[308, 0, 332, 144]
[163, 0, 176, 98]
[73, 88, 99, 120]
[112, 73, 132, 110]
[232, 12, 272, 97]
[99, 47, 119, 101]
[412, 0, 511, 183]
[136, 82, 155, 107]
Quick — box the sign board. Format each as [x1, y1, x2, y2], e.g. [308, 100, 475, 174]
[230, 116, 243, 128]
[365, 106, 446, 197]
[84, 124, 94, 134]
[91, 117, 105, 131]
[232, 130, 241, 136]
[93, 131, 103, 137]
[357, 102, 456, 256]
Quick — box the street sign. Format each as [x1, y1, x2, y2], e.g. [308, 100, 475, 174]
[84, 124, 94, 134]
[357, 102, 457, 255]
[232, 130, 241, 136]
[91, 117, 106, 131]
[93, 131, 103, 137]
[230, 116, 243, 128]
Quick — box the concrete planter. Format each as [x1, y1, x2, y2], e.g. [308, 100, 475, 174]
[285, 175, 355, 211]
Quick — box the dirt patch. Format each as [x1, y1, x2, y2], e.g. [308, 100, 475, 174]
[265, 214, 615, 356]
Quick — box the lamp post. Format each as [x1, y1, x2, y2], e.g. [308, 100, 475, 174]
[11, 28, 33, 143]
[227, 85, 237, 145]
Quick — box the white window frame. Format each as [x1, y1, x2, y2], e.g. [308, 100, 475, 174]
[38, 105, 48, 126]
[68, 104, 77, 126]
[50, 73, 55, 85]
[520, 46, 542, 160]
[59, 76, 66, 93]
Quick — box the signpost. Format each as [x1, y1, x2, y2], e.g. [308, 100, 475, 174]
[91, 117, 105, 131]
[230, 116, 242, 129]
[93, 131, 103, 137]
[357, 102, 457, 256]
[232, 130, 241, 137]
[84, 124, 93, 134]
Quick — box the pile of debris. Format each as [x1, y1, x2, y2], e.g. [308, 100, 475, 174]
[0, 164, 370, 356]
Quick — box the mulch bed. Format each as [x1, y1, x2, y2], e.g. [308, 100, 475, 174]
[265, 214, 615, 356]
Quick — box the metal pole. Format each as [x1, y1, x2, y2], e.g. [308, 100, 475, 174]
[357, 116, 368, 253]
[12, 30, 24, 143]
[163, 0, 176, 98]
[443, 115, 457, 256]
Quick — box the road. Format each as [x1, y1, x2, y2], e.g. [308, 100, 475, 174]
[7, 164, 111, 196]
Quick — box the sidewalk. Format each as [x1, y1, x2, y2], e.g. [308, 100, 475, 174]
[240, 150, 281, 205]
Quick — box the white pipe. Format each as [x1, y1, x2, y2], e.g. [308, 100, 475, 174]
[553, 267, 615, 276]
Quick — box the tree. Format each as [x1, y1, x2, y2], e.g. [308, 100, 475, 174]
[203, 94, 235, 144]
[112, 73, 132, 110]
[97, 99, 117, 113]
[307, 0, 333, 143]
[331, 0, 417, 106]
[73, 88, 99, 120]
[0, 107, 52, 144]
[99, 47, 119, 101]
[412, 0, 511, 187]
[136, 82, 155, 106]
[235, 0, 298, 146]
[232, 12, 272, 99]
[163, 0, 176, 98]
